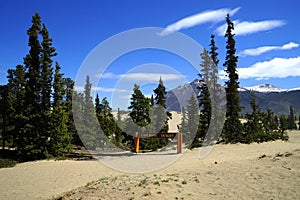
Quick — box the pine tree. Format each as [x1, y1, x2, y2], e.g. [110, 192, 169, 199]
[7, 65, 26, 148]
[127, 84, 153, 150]
[192, 49, 212, 148]
[179, 106, 188, 135]
[222, 14, 243, 143]
[49, 62, 72, 156]
[288, 105, 297, 130]
[22, 13, 45, 159]
[40, 23, 57, 154]
[153, 77, 171, 133]
[128, 84, 151, 129]
[80, 76, 99, 150]
[151, 78, 171, 149]
[64, 78, 79, 145]
[243, 92, 265, 143]
[95, 96, 120, 141]
[186, 95, 199, 144]
[0, 85, 14, 149]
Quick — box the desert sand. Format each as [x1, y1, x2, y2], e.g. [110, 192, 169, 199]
[0, 130, 299, 200]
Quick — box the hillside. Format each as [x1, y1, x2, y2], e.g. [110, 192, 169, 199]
[166, 80, 300, 115]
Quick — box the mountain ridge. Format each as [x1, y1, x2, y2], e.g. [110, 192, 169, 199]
[166, 80, 300, 115]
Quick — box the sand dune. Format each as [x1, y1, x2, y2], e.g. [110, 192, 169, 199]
[0, 131, 299, 200]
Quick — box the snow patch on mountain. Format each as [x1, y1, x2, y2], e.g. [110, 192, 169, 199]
[240, 84, 287, 93]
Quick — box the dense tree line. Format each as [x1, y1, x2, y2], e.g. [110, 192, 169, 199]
[0, 13, 75, 160]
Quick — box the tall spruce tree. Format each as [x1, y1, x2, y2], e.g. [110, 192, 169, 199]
[0, 85, 14, 149]
[222, 14, 243, 143]
[64, 78, 79, 145]
[7, 65, 26, 149]
[22, 13, 46, 159]
[152, 78, 171, 148]
[153, 77, 171, 133]
[179, 106, 188, 136]
[243, 92, 265, 143]
[40, 23, 57, 153]
[208, 34, 226, 145]
[192, 49, 212, 148]
[128, 84, 151, 128]
[80, 76, 99, 149]
[50, 62, 72, 156]
[186, 95, 199, 143]
[288, 105, 297, 130]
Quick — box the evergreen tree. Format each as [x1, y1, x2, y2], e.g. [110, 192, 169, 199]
[127, 84, 154, 150]
[7, 65, 26, 148]
[193, 49, 212, 148]
[179, 106, 188, 135]
[80, 76, 99, 149]
[22, 13, 46, 159]
[49, 62, 72, 156]
[186, 95, 199, 144]
[243, 92, 265, 143]
[288, 105, 297, 130]
[128, 84, 151, 129]
[151, 78, 171, 148]
[153, 77, 171, 133]
[95, 96, 122, 144]
[0, 85, 14, 149]
[279, 115, 288, 132]
[222, 14, 243, 143]
[64, 78, 79, 145]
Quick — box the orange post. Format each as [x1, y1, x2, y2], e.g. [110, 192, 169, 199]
[177, 132, 182, 154]
[134, 132, 140, 153]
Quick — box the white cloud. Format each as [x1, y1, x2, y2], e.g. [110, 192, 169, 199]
[97, 72, 120, 79]
[160, 7, 240, 36]
[215, 20, 286, 36]
[120, 73, 184, 81]
[237, 56, 300, 80]
[239, 42, 299, 57]
[75, 86, 130, 93]
[97, 72, 184, 82]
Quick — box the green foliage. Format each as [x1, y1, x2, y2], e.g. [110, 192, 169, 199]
[191, 49, 211, 148]
[222, 14, 243, 143]
[78, 76, 100, 150]
[179, 106, 188, 136]
[128, 84, 151, 128]
[95, 95, 123, 146]
[185, 95, 199, 144]
[0, 85, 14, 149]
[2, 13, 75, 160]
[0, 158, 18, 168]
[49, 62, 72, 156]
[288, 105, 297, 130]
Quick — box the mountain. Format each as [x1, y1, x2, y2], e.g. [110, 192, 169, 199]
[166, 80, 300, 115]
[239, 84, 286, 93]
[166, 79, 202, 112]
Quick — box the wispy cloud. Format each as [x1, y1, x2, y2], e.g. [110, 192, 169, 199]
[215, 20, 286, 36]
[239, 42, 299, 57]
[98, 72, 185, 82]
[75, 86, 130, 93]
[237, 57, 300, 80]
[159, 7, 240, 36]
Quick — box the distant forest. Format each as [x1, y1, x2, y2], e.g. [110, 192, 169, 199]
[0, 13, 299, 162]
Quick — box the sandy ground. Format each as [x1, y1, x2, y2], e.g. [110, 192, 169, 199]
[0, 131, 300, 200]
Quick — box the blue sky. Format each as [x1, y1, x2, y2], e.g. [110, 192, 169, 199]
[1, 0, 300, 109]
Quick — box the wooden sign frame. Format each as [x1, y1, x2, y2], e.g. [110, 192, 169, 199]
[134, 132, 182, 154]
